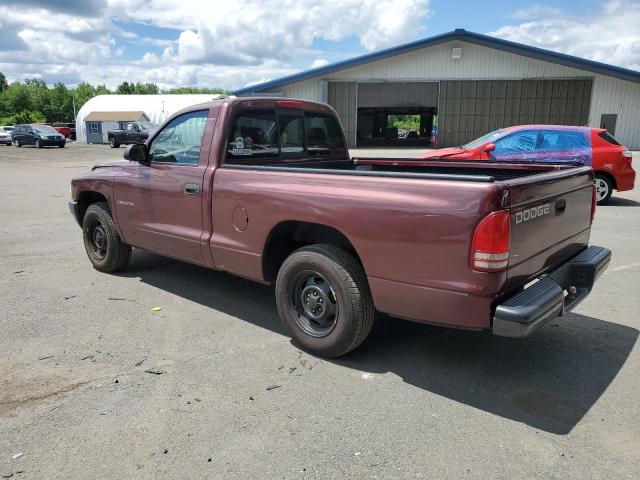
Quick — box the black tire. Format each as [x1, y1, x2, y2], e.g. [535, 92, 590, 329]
[82, 202, 131, 272]
[594, 173, 613, 205]
[14, 139, 21, 147]
[35, 139, 42, 148]
[59, 143, 65, 148]
[276, 244, 375, 357]
[109, 138, 119, 148]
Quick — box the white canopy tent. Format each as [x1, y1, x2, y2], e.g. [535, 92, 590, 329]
[75, 94, 226, 143]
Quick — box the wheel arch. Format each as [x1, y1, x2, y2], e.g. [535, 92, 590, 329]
[76, 191, 111, 223]
[262, 221, 363, 283]
[595, 170, 617, 190]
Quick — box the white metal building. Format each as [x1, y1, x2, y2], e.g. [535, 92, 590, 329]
[235, 29, 640, 149]
[75, 94, 223, 143]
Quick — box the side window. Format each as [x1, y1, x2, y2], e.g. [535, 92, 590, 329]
[226, 109, 279, 163]
[278, 110, 304, 156]
[148, 110, 208, 165]
[537, 129, 592, 165]
[539, 130, 590, 150]
[125, 123, 133, 132]
[599, 131, 621, 146]
[304, 112, 345, 155]
[493, 130, 539, 154]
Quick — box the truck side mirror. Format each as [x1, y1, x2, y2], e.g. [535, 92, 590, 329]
[483, 143, 496, 152]
[124, 143, 149, 164]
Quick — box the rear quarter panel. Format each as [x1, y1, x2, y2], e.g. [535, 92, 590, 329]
[210, 168, 507, 327]
[591, 129, 635, 191]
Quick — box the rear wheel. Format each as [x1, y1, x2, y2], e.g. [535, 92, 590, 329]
[82, 202, 131, 272]
[594, 173, 613, 205]
[275, 244, 375, 357]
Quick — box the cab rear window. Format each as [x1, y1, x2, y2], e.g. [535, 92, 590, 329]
[598, 131, 622, 146]
[225, 108, 346, 165]
[305, 112, 345, 153]
[226, 110, 280, 161]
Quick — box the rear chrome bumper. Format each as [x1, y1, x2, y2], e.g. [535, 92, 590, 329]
[493, 246, 611, 338]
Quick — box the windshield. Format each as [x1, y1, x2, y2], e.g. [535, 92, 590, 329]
[32, 125, 57, 133]
[462, 129, 507, 149]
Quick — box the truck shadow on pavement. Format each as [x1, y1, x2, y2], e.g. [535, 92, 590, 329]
[123, 250, 638, 436]
[606, 197, 640, 207]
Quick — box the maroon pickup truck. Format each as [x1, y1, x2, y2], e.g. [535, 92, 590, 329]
[70, 97, 610, 357]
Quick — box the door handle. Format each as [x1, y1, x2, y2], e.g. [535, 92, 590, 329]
[184, 183, 200, 195]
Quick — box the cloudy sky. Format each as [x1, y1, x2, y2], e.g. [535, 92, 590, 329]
[0, 0, 638, 91]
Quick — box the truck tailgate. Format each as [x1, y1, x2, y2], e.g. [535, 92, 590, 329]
[505, 166, 594, 288]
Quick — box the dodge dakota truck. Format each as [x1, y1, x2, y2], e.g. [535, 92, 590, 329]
[69, 97, 610, 357]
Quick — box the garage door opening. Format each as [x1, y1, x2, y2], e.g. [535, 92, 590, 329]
[357, 107, 436, 147]
[352, 81, 439, 148]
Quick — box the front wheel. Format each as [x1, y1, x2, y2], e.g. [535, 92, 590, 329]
[35, 139, 42, 148]
[82, 202, 132, 272]
[594, 173, 613, 205]
[14, 139, 21, 147]
[59, 143, 65, 148]
[109, 138, 119, 148]
[275, 244, 375, 357]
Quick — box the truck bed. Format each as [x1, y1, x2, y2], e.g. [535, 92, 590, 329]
[225, 157, 580, 182]
[217, 156, 594, 329]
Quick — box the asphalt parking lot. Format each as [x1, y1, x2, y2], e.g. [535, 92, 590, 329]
[1, 142, 639, 479]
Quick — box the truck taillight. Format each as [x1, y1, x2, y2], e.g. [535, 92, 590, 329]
[471, 210, 511, 272]
[591, 185, 597, 224]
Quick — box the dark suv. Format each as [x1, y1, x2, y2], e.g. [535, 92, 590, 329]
[12, 124, 66, 148]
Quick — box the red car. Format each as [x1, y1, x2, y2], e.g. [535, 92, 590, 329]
[420, 125, 635, 204]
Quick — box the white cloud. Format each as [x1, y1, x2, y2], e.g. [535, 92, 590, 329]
[310, 59, 330, 69]
[512, 5, 563, 19]
[107, 0, 431, 65]
[491, 0, 640, 71]
[0, 0, 432, 89]
[141, 52, 161, 66]
[0, 4, 115, 67]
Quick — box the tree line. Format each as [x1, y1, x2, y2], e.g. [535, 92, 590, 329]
[388, 114, 421, 132]
[0, 72, 228, 125]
